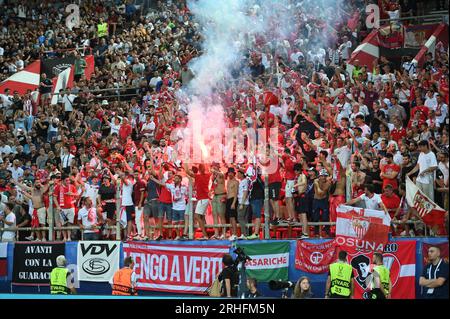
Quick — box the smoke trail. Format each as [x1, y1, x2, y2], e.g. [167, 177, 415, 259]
[176, 0, 349, 164]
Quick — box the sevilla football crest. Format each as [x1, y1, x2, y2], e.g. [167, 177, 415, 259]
[351, 216, 370, 239]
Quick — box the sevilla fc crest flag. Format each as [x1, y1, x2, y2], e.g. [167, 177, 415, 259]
[295, 240, 337, 274]
[335, 205, 391, 252]
[406, 176, 446, 226]
[340, 241, 416, 299]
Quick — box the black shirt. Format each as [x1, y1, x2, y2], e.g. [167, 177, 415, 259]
[421, 259, 449, 299]
[245, 290, 263, 298]
[249, 176, 264, 200]
[364, 168, 383, 194]
[218, 266, 239, 297]
[99, 184, 116, 201]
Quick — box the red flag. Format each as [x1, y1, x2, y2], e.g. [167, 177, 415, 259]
[405, 177, 446, 227]
[335, 206, 391, 252]
[339, 241, 416, 299]
[295, 240, 337, 274]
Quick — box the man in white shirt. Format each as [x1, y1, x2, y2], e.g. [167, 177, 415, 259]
[60, 146, 75, 174]
[339, 36, 352, 61]
[8, 160, 24, 181]
[237, 170, 250, 239]
[424, 90, 438, 111]
[121, 173, 136, 239]
[1, 203, 16, 242]
[344, 184, 389, 214]
[435, 94, 448, 125]
[77, 197, 101, 240]
[407, 141, 438, 201]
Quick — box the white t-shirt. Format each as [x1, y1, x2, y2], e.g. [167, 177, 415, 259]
[416, 151, 438, 184]
[358, 193, 383, 210]
[2, 213, 16, 241]
[83, 183, 99, 204]
[166, 183, 187, 211]
[438, 162, 449, 185]
[8, 166, 24, 181]
[77, 206, 98, 233]
[238, 178, 250, 205]
[110, 122, 121, 136]
[121, 179, 136, 206]
[0, 145, 12, 155]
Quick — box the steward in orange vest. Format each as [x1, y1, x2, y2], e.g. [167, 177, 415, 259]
[111, 257, 137, 295]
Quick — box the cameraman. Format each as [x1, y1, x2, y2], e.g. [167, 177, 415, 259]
[218, 254, 239, 297]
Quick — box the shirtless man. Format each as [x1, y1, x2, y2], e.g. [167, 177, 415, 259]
[210, 165, 227, 239]
[312, 169, 332, 237]
[293, 163, 309, 239]
[329, 155, 347, 225]
[226, 167, 239, 241]
[13, 179, 50, 241]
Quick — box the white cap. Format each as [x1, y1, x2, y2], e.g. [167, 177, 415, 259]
[102, 100, 109, 106]
[56, 255, 66, 267]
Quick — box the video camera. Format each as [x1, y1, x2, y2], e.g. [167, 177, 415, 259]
[269, 280, 295, 290]
[233, 247, 252, 266]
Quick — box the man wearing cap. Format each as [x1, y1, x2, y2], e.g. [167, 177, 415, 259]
[312, 169, 331, 237]
[50, 255, 76, 294]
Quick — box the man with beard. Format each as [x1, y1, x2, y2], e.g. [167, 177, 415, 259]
[419, 245, 449, 299]
[12, 179, 50, 241]
[364, 158, 383, 194]
[380, 153, 400, 191]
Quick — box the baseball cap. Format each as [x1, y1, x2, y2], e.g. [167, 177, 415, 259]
[319, 169, 329, 177]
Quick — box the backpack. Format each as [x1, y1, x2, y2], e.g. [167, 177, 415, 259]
[207, 275, 223, 297]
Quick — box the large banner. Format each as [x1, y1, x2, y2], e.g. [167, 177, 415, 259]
[41, 56, 75, 78]
[77, 241, 120, 282]
[12, 243, 65, 285]
[404, 24, 439, 49]
[237, 242, 290, 282]
[406, 176, 446, 227]
[123, 243, 229, 294]
[422, 242, 449, 265]
[336, 205, 391, 252]
[0, 243, 7, 277]
[294, 240, 337, 274]
[341, 241, 416, 299]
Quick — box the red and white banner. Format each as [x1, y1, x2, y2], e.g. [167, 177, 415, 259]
[0, 243, 7, 277]
[341, 241, 416, 299]
[406, 176, 446, 227]
[335, 205, 391, 252]
[123, 243, 229, 294]
[294, 240, 337, 274]
[0, 60, 41, 95]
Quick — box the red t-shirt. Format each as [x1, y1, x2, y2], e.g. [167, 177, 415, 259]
[282, 154, 296, 180]
[381, 193, 401, 218]
[133, 179, 147, 205]
[54, 184, 78, 209]
[381, 164, 400, 189]
[390, 127, 406, 143]
[119, 123, 132, 141]
[268, 164, 282, 184]
[159, 182, 173, 204]
[195, 173, 211, 200]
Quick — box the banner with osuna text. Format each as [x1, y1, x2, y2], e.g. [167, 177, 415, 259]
[295, 240, 337, 274]
[12, 243, 65, 285]
[237, 242, 289, 282]
[123, 243, 229, 294]
[336, 205, 391, 252]
[77, 241, 120, 282]
[339, 241, 416, 299]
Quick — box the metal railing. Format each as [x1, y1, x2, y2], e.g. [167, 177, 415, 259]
[0, 219, 436, 240]
[380, 13, 448, 25]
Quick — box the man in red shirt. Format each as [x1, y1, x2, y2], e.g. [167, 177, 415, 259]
[132, 170, 147, 240]
[119, 117, 133, 142]
[157, 169, 174, 240]
[281, 148, 297, 224]
[381, 185, 401, 234]
[53, 174, 79, 241]
[185, 163, 210, 240]
[380, 153, 400, 190]
[390, 117, 406, 143]
[260, 147, 283, 225]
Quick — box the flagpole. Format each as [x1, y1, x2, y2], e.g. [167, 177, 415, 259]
[115, 179, 122, 241]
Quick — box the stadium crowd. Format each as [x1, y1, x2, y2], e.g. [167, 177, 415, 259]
[0, 0, 448, 242]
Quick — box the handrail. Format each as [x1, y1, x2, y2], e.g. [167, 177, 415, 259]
[380, 13, 448, 24]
